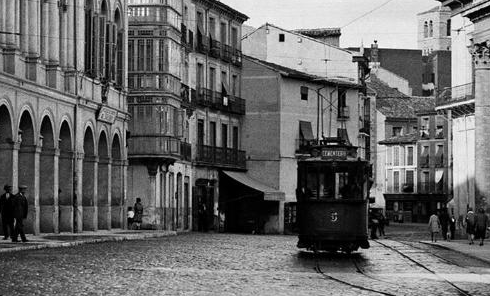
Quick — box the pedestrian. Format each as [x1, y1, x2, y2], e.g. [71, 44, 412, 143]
[439, 207, 450, 240]
[369, 209, 379, 239]
[378, 212, 386, 238]
[133, 198, 143, 230]
[428, 211, 441, 242]
[0, 185, 14, 240]
[449, 215, 456, 241]
[11, 185, 28, 243]
[474, 208, 489, 246]
[465, 208, 476, 245]
[127, 206, 135, 230]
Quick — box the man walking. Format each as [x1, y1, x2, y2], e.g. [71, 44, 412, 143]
[11, 185, 28, 243]
[439, 207, 450, 240]
[0, 185, 14, 240]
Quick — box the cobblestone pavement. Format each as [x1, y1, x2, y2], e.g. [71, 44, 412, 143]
[0, 233, 489, 296]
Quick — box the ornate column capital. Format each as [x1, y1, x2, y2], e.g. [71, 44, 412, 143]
[471, 42, 490, 69]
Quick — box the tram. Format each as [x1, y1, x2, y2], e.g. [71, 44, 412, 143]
[296, 138, 371, 253]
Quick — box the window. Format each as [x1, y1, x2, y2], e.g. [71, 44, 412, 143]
[197, 63, 204, 89]
[84, 4, 94, 76]
[137, 40, 145, 71]
[197, 119, 204, 146]
[146, 39, 153, 71]
[393, 146, 400, 166]
[436, 144, 444, 167]
[300, 86, 308, 101]
[209, 67, 216, 91]
[405, 170, 414, 190]
[337, 89, 347, 118]
[420, 117, 429, 138]
[393, 171, 400, 192]
[279, 33, 285, 42]
[422, 171, 430, 192]
[231, 27, 238, 48]
[210, 121, 216, 147]
[447, 19, 451, 36]
[392, 127, 402, 137]
[128, 40, 134, 71]
[431, 73, 435, 83]
[421, 145, 429, 167]
[232, 75, 238, 96]
[232, 126, 238, 149]
[221, 124, 228, 148]
[159, 40, 166, 71]
[209, 17, 216, 39]
[220, 22, 227, 44]
[407, 146, 414, 166]
[429, 21, 433, 37]
[424, 21, 428, 38]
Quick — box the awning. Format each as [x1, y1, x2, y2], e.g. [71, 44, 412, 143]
[222, 171, 285, 201]
[299, 121, 314, 140]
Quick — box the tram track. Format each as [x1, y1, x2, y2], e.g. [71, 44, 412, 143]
[374, 240, 472, 296]
[310, 240, 475, 296]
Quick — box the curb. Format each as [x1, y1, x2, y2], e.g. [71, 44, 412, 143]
[419, 241, 490, 265]
[0, 231, 177, 254]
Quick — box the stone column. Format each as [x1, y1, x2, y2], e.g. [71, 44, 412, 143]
[82, 155, 98, 231]
[41, 0, 49, 60]
[75, 152, 84, 233]
[58, 150, 74, 232]
[66, 0, 75, 70]
[5, 0, 16, 47]
[472, 42, 490, 212]
[146, 163, 159, 228]
[111, 159, 124, 229]
[59, 7, 67, 69]
[97, 157, 111, 230]
[0, 0, 5, 46]
[48, 0, 60, 63]
[27, 0, 39, 55]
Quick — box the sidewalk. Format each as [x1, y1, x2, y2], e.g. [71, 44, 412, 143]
[0, 229, 177, 253]
[421, 239, 490, 264]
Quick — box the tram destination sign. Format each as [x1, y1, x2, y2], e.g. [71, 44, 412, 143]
[321, 147, 347, 160]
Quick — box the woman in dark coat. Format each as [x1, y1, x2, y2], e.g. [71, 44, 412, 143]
[133, 198, 143, 230]
[474, 208, 489, 246]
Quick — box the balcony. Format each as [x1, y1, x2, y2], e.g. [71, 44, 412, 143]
[419, 155, 430, 168]
[337, 106, 350, 120]
[221, 44, 232, 63]
[181, 141, 191, 162]
[195, 145, 246, 169]
[209, 40, 221, 59]
[129, 135, 190, 160]
[436, 83, 474, 107]
[196, 36, 209, 55]
[418, 182, 445, 194]
[195, 87, 245, 115]
[231, 48, 242, 67]
[359, 118, 370, 134]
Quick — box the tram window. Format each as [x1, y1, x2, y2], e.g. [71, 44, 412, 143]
[335, 168, 363, 199]
[319, 171, 335, 199]
[306, 170, 318, 199]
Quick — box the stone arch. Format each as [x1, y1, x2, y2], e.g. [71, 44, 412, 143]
[111, 133, 123, 228]
[82, 126, 96, 231]
[18, 110, 36, 234]
[97, 130, 110, 229]
[39, 116, 56, 233]
[100, 0, 109, 15]
[58, 121, 74, 232]
[0, 104, 14, 193]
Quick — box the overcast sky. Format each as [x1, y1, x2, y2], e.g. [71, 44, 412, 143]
[221, 0, 442, 49]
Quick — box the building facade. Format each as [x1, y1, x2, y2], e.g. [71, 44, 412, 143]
[0, 0, 129, 235]
[437, 0, 477, 218]
[127, 0, 193, 231]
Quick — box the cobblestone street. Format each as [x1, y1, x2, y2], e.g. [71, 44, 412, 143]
[0, 233, 489, 296]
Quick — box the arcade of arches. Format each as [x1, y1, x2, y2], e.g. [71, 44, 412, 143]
[0, 103, 127, 235]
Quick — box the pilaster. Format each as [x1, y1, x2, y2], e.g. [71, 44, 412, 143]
[471, 42, 490, 212]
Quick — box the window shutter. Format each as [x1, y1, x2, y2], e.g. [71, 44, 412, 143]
[105, 22, 111, 80]
[85, 9, 93, 75]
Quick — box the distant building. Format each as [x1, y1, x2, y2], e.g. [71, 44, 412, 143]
[379, 102, 450, 223]
[0, 0, 129, 235]
[242, 23, 360, 82]
[436, 0, 477, 218]
[293, 28, 342, 47]
[417, 6, 452, 53]
[241, 56, 366, 233]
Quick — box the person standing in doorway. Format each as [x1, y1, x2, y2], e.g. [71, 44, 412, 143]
[465, 208, 476, 245]
[133, 198, 143, 230]
[475, 208, 489, 246]
[12, 185, 29, 242]
[127, 206, 135, 230]
[449, 215, 456, 240]
[428, 211, 441, 242]
[439, 207, 450, 240]
[0, 185, 14, 240]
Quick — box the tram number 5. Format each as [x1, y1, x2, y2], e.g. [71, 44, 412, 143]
[330, 212, 338, 222]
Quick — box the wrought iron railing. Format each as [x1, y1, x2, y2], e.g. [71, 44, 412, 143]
[195, 145, 246, 168]
[436, 82, 474, 106]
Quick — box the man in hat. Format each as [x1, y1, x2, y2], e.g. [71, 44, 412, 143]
[11, 185, 28, 242]
[0, 185, 14, 240]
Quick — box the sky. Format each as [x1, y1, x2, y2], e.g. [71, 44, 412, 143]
[220, 0, 442, 49]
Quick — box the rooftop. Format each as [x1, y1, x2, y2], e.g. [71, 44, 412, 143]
[417, 5, 451, 15]
[244, 55, 362, 89]
[293, 28, 341, 37]
[367, 75, 408, 99]
[378, 133, 419, 145]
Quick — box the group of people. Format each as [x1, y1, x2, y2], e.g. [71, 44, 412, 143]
[0, 184, 29, 243]
[429, 207, 489, 246]
[127, 198, 143, 230]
